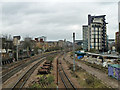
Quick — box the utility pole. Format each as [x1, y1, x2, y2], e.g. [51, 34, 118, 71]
[73, 32, 75, 71]
[16, 44, 18, 61]
[64, 39, 66, 58]
[56, 58, 58, 90]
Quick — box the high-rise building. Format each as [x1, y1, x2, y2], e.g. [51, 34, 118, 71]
[83, 25, 88, 51]
[83, 14, 108, 52]
[116, 23, 120, 53]
[89, 14, 108, 52]
[119, 23, 120, 33]
[115, 32, 119, 52]
[119, 23, 120, 43]
[115, 32, 120, 52]
[117, 2, 120, 57]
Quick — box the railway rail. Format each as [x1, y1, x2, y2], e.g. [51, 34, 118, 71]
[58, 55, 76, 90]
[2, 51, 59, 83]
[2, 57, 44, 83]
[2, 59, 28, 74]
[11, 58, 45, 90]
[2, 57, 37, 77]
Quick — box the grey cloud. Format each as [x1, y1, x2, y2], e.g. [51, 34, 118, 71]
[2, 2, 118, 41]
[118, 1, 120, 22]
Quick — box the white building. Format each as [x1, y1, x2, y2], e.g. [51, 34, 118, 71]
[83, 14, 108, 52]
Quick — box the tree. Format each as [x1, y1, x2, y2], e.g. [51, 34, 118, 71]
[23, 37, 33, 56]
[75, 46, 83, 51]
[90, 48, 98, 53]
[34, 47, 39, 54]
[2, 34, 13, 54]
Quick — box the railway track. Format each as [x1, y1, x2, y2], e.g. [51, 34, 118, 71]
[58, 55, 77, 90]
[2, 57, 43, 83]
[2, 60, 27, 75]
[2, 55, 38, 74]
[2, 51, 59, 83]
[11, 58, 45, 90]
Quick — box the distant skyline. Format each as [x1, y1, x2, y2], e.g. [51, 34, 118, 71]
[1, 1, 120, 41]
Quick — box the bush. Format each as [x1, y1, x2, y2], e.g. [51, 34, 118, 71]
[39, 77, 46, 84]
[31, 83, 41, 88]
[47, 82, 56, 88]
[46, 55, 56, 62]
[85, 77, 94, 85]
[47, 75, 54, 84]
[90, 48, 99, 53]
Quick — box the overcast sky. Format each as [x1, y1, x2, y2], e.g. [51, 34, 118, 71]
[118, 1, 120, 22]
[1, 1, 120, 41]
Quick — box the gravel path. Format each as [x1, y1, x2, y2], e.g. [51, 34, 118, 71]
[65, 53, 119, 89]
